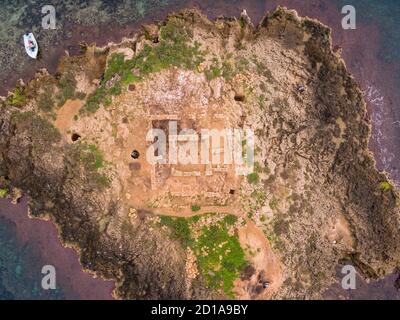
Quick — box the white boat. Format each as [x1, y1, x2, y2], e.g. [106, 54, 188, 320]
[23, 32, 38, 59]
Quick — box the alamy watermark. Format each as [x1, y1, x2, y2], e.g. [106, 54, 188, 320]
[146, 121, 254, 175]
[41, 5, 56, 30]
[342, 5, 356, 30]
[341, 265, 356, 290]
[41, 265, 56, 290]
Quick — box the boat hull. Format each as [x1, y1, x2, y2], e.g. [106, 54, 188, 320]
[23, 33, 38, 59]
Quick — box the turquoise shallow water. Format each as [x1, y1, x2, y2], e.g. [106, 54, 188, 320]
[0, 0, 399, 299]
[0, 198, 115, 300]
[0, 216, 64, 299]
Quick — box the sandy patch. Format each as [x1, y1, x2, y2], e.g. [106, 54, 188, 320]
[328, 214, 355, 249]
[235, 220, 283, 299]
[54, 99, 84, 138]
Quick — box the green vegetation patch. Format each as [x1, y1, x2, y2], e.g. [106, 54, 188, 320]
[0, 188, 8, 198]
[379, 181, 393, 191]
[37, 86, 56, 114]
[205, 57, 222, 81]
[56, 72, 77, 107]
[81, 87, 108, 114]
[80, 18, 204, 115]
[79, 143, 105, 170]
[193, 220, 247, 297]
[159, 213, 247, 298]
[191, 204, 201, 212]
[7, 87, 27, 107]
[73, 142, 111, 189]
[160, 216, 192, 248]
[205, 65, 222, 81]
[223, 214, 238, 226]
[247, 172, 260, 184]
[204, 55, 251, 82]
[239, 16, 246, 29]
[269, 197, 279, 211]
[10, 111, 61, 144]
[103, 53, 126, 83]
[251, 190, 267, 206]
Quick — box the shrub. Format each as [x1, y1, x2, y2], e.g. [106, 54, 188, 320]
[73, 142, 111, 189]
[11, 111, 61, 144]
[247, 172, 260, 184]
[38, 90, 55, 113]
[223, 214, 237, 225]
[0, 188, 8, 198]
[57, 72, 77, 106]
[7, 87, 27, 107]
[80, 87, 107, 115]
[191, 204, 201, 212]
[269, 197, 279, 211]
[160, 216, 192, 248]
[379, 181, 392, 191]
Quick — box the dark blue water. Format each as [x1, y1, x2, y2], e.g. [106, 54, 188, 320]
[335, 0, 400, 63]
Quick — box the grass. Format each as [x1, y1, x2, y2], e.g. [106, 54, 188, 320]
[10, 111, 61, 144]
[160, 216, 192, 248]
[79, 143, 105, 171]
[121, 73, 141, 85]
[56, 72, 77, 107]
[205, 66, 222, 81]
[80, 19, 204, 115]
[193, 220, 247, 297]
[221, 58, 235, 81]
[247, 172, 260, 184]
[269, 197, 279, 211]
[204, 55, 251, 82]
[7, 87, 27, 107]
[80, 87, 107, 114]
[108, 84, 122, 96]
[191, 204, 201, 212]
[103, 53, 126, 83]
[74, 142, 111, 189]
[379, 181, 392, 191]
[205, 57, 222, 81]
[223, 214, 238, 226]
[0, 188, 8, 198]
[159, 213, 247, 297]
[37, 88, 55, 114]
[251, 190, 267, 206]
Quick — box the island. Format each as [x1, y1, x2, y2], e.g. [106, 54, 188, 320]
[0, 7, 399, 299]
